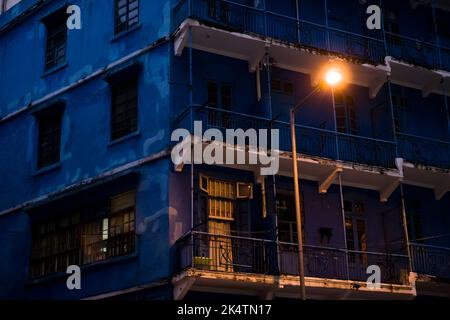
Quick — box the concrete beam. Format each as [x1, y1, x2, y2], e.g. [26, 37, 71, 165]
[173, 278, 196, 300]
[258, 291, 275, 300]
[422, 77, 441, 98]
[174, 29, 189, 56]
[435, 179, 450, 200]
[380, 179, 400, 202]
[248, 50, 266, 73]
[369, 76, 387, 99]
[318, 167, 343, 194]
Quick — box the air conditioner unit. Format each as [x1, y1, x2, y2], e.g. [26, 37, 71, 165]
[236, 182, 253, 199]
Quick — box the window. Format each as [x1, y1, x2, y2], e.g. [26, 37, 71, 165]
[437, 20, 450, 39]
[344, 200, 367, 263]
[392, 95, 409, 133]
[334, 92, 357, 135]
[271, 79, 294, 96]
[384, 8, 400, 34]
[111, 77, 139, 140]
[204, 178, 236, 221]
[199, 176, 253, 222]
[207, 81, 232, 110]
[44, 10, 67, 70]
[405, 199, 424, 244]
[115, 0, 139, 34]
[207, 81, 232, 128]
[276, 192, 305, 243]
[37, 108, 63, 169]
[30, 191, 136, 278]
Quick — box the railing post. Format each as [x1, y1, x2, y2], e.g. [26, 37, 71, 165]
[188, 0, 193, 17]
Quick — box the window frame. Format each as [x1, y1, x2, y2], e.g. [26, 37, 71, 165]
[29, 191, 137, 279]
[43, 8, 68, 71]
[35, 104, 64, 170]
[110, 76, 139, 141]
[114, 0, 140, 35]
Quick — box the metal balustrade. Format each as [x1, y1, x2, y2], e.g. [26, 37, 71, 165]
[396, 133, 450, 168]
[173, 0, 385, 64]
[175, 105, 397, 168]
[385, 32, 441, 70]
[410, 243, 450, 279]
[176, 231, 410, 285]
[173, 0, 450, 72]
[279, 243, 409, 285]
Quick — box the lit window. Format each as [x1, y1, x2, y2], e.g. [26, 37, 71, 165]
[30, 191, 136, 278]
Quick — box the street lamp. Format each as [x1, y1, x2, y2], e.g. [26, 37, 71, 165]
[291, 67, 343, 300]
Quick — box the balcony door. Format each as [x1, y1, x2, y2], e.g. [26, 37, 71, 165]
[334, 91, 357, 135]
[344, 200, 367, 267]
[207, 81, 232, 129]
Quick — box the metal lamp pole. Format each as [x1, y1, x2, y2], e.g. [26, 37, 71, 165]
[290, 86, 321, 301]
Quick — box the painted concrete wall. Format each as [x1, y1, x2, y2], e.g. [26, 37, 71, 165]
[0, 0, 174, 299]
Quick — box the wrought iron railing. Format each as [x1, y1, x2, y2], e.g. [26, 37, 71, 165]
[279, 243, 410, 285]
[173, 0, 385, 64]
[410, 243, 450, 279]
[177, 231, 278, 275]
[173, 0, 450, 72]
[385, 32, 441, 70]
[175, 105, 397, 168]
[396, 133, 450, 169]
[176, 231, 410, 285]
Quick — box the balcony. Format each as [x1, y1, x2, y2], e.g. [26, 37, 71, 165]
[174, 231, 412, 299]
[177, 105, 397, 169]
[410, 244, 450, 280]
[172, 0, 386, 65]
[396, 133, 450, 169]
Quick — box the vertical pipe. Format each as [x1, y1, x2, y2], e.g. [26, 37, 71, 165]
[189, 26, 193, 105]
[399, 183, 414, 274]
[431, 2, 442, 69]
[295, 0, 300, 43]
[441, 80, 450, 140]
[265, 52, 280, 274]
[338, 173, 350, 281]
[256, 66, 262, 101]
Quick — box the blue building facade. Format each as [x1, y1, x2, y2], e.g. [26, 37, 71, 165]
[0, 0, 449, 300]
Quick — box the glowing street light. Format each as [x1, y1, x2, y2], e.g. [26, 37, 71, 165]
[325, 67, 343, 86]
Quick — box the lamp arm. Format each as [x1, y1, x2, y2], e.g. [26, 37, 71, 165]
[291, 86, 321, 114]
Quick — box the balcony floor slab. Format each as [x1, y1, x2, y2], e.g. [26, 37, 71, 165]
[172, 269, 416, 300]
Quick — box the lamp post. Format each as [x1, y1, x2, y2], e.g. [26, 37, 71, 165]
[291, 67, 343, 300]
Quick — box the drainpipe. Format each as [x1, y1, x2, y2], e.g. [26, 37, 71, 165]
[256, 65, 262, 102]
[400, 184, 414, 274]
[295, 0, 300, 43]
[442, 80, 450, 141]
[189, 26, 193, 105]
[431, 2, 442, 69]
[263, 50, 281, 277]
[338, 173, 350, 281]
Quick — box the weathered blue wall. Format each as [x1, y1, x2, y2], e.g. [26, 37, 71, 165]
[0, 0, 173, 299]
